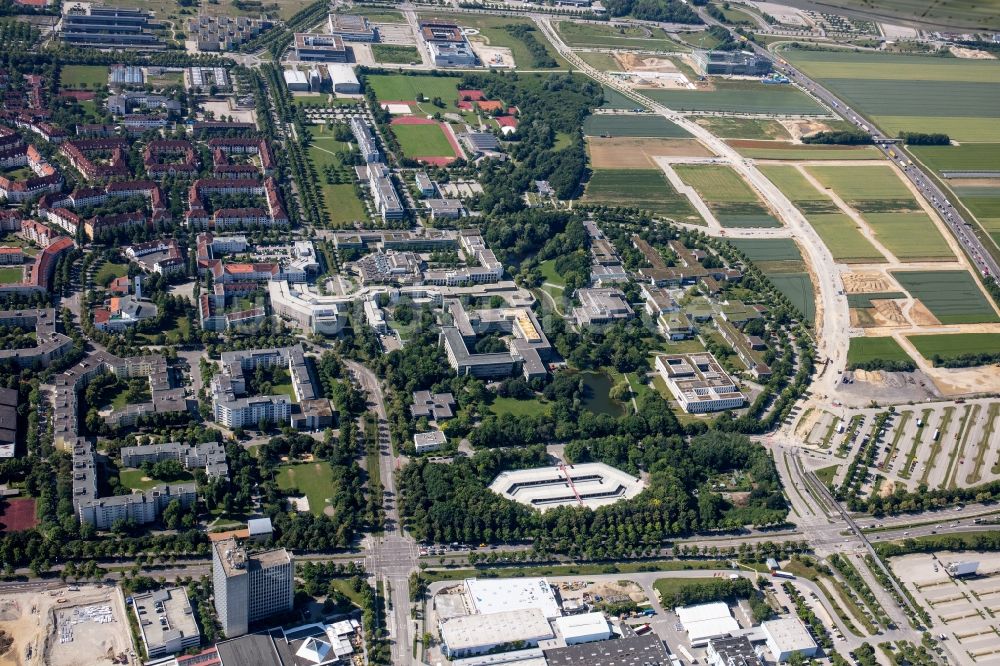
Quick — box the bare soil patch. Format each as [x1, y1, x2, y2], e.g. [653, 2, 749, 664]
[872, 299, 907, 326]
[588, 137, 713, 168]
[949, 46, 996, 59]
[613, 52, 680, 72]
[843, 272, 893, 293]
[781, 118, 837, 141]
[909, 299, 941, 326]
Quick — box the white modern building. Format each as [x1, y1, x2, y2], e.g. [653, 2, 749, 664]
[439, 609, 554, 658]
[413, 430, 447, 453]
[655, 353, 746, 413]
[675, 602, 740, 647]
[553, 613, 612, 645]
[283, 69, 309, 92]
[490, 463, 645, 511]
[464, 577, 561, 619]
[328, 64, 360, 93]
[762, 618, 817, 662]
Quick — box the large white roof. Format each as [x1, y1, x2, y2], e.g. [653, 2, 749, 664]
[676, 601, 740, 643]
[762, 618, 817, 651]
[464, 577, 561, 619]
[440, 609, 554, 652]
[554, 612, 612, 640]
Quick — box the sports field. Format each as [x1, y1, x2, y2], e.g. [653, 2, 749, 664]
[585, 169, 701, 222]
[643, 81, 825, 115]
[60, 65, 107, 88]
[730, 142, 883, 160]
[393, 123, 456, 158]
[862, 212, 953, 261]
[277, 462, 338, 517]
[366, 74, 463, 110]
[556, 21, 681, 51]
[908, 333, 1000, 362]
[847, 337, 912, 367]
[892, 270, 999, 324]
[910, 144, 1000, 173]
[583, 114, 690, 138]
[781, 49, 1000, 141]
[674, 164, 780, 228]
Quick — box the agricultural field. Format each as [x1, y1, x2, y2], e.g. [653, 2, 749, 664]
[576, 51, 622, 71]
[908, 333, 1000, 362]
[584, 169, 701, 222]
[729, 239, 815, 322]
[812, 0, 1000, 30]
[847, 337, 912, 367]
[808, 213, 886, 263]
[674, 164, 781, 228]
[600, 86, 643, 110]
[365, 73, 464, 111]
[422, 13, 567, 68]
[277, 462, 338, 516]
[861, 212, 953, 261]
[643, 81, 825, 115]
[910, 144, 1000, 173]
[728, 141, 883, 160]
[892, 270, 999, 324]
[588, 137, 713, 169]
[781, 49, 1000, 141]
[556, 20, 681, 51]
[307, 130, 369, 227]
[951, 185, 1000, 244]
[60, 65, 107, 88]
[393, 123, 456, 158]
[693, 117, 790, 140]
[583, 114, 689, 138]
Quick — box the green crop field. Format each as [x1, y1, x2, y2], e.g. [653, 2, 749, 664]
[308, 136, 368, 227]
[808, 213, 886, 263]
[807, 164, 912, 201]
[952, 185, 1000, 242]
[675, 164, 781, 228]
[732, 144, 883, 160]
[276, 462, 339, 517]
[366, 74, 463, 109]
[729, 238, 802, 262]
[908, 333, 1000, 361]
[601, 86, 643, 110]
[556, 20, 681, 51]
[372, 45, 420, 64]
[847, 337, 912, 366]
[727, 239, 813, 320]
[583, 114, 689, 138]
[781, 49, 1000, 141]
[760, 165, 829, 201]
[695, 117, 790, 140]
[892, 270, 999, 324]
[420, 13, 566, 68]
[393, 124, 455, 158]
[800, 0, 1000, 31]
[862, 212, 953, 261]
[643, 81, 825, 115]
[769, 274, 816, 323]
[910, 144, 1000, 173]
[576, 51, 622, 71]
[584, 169, 701, 222]
[60, 65, 107, 88]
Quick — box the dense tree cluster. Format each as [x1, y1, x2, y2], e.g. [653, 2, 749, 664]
[802, 130, 872, 145]
[503, 24, 557, 68]
[604, 0, 702, 23]
[899, 132, 950, 145]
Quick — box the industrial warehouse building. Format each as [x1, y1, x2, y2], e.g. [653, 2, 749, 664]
[762, 618, 817, 662]
[675, 602, 740, 647]
[439, 609, 554, 658]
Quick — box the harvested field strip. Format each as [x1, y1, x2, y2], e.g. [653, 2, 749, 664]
[969, 404, 998, 484]
[944, 404, 979, 490]
[846, 292, 907, 308]
[900, 409, 928, 481]
[892, 271, 999, 325]
[920, 406, 954, 485]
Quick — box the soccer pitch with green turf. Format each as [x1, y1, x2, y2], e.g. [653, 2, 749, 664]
[847, 337, 912, 367]
[643, 81, 824, 115]
[780, 49, 1000, 141]
[366, 74, 463, 109]
[908, 333, 1000, 361]
[60, 65, 107, 88]
[583, 114, 689, 138]
[675, 164, 781, 228]
[892, 270, 999, 324]
[392, 124, 455, 158]
[584, 169, 701, 221]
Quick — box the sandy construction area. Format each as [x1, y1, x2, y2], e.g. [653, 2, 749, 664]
[588, 137, 713, 168]
[950, 46, 996, 59]
[842, 271, 894, 293]
[0, 585, 135, 666]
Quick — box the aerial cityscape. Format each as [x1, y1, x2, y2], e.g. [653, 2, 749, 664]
[0, 0, 997, 664]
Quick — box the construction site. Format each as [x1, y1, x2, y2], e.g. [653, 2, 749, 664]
[0, 585, 135, 666]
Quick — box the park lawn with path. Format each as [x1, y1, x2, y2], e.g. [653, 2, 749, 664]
[277, 462, 339, 517]
[95, 261, 128, 287]
[308, 135, 369, 227]
[892, 270, 1000, 324]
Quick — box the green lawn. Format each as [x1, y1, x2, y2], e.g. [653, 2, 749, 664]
[366, 74, 463, 110]
[583, 114, 689, 138]
[307, 137, 369, 227]
[60, 65, 107, 89]
[892, 270, 1000, 324]
[372, 44, 420, 64]
[95, 262, 128, 287]
[907, 333, 1000, 362]
[556, 20, 681, 51]
[847, 336, 912, 367]
[538, 259, 566, 288]
[120, 468, 193, 491]
[584, 169, 701, 222]
[276, 462, 339, 517]
[489, 396, 550, 417]
[643, 80, 825, 115]
[350, 7, 405, 22]
[392, 123, 456, 158]
[0, 266, 23, 283]
[137, 314, 191, 344]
